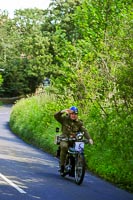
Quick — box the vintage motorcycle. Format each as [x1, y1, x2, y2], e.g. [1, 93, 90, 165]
[55, 128, 88, 185]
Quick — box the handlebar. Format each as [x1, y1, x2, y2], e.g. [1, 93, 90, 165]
[57, 136, 88, 144]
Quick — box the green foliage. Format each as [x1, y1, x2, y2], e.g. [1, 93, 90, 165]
[84, 106, 133, 191]
[10, 95, 56, 150]
[0, 74, 3, 85]
[0, 73, 4, 94]
[0, 9, 52, 97]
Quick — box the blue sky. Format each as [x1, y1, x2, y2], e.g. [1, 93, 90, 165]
[0, 0, 51, 18]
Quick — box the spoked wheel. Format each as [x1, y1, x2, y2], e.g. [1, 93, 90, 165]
[75, 153, 85, 185]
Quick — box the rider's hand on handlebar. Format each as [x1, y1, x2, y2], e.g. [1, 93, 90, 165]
[89, 138, 93, 145]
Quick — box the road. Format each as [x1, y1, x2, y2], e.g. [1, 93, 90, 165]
[0, 104, 133, 200]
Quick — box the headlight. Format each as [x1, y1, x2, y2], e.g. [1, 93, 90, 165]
[76, 132, 84, 140]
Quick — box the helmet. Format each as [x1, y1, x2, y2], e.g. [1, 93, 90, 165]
[70, 106, 78, 114]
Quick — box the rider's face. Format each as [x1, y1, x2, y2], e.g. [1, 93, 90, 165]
[69, 112, 78, 120]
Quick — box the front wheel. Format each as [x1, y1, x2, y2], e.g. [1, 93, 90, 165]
[75, 153, 85, 185]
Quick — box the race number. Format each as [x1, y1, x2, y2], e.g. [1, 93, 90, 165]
[75, 142, 84, 152]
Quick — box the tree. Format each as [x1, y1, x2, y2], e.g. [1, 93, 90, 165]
[0, 8, 52, 97]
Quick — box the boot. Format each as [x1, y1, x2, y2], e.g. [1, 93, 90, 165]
[60, 165, 64, 176]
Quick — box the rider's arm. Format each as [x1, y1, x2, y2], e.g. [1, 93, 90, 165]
[54, 111, 64, 123]
[54, 109, 69, 123]
[79, 122, 93, 144]
[80, 125, 91, 140]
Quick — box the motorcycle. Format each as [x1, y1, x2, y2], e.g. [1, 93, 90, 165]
[55, 128, 88, 185]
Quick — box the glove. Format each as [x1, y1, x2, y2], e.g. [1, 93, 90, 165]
[89, 138, 93, 145]
[61, 109, 70, 114]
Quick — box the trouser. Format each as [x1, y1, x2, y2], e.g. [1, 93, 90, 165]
[60, 141, 69, 166]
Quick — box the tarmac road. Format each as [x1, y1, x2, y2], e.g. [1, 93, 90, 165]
[0, 104, 133, 200]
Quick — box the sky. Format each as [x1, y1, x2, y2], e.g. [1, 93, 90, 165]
[0, 0, 51, 18]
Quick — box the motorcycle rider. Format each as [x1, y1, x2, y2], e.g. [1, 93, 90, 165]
[54, 106, 93, 175]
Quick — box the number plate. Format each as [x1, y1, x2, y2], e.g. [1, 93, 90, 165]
[75, 142, 84, 152]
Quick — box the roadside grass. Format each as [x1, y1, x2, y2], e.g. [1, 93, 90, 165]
[9, 94, 133, 193]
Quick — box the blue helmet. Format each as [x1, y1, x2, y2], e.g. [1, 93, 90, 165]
[70, 106, 78, 114]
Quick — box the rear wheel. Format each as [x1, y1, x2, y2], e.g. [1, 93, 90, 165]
[75, 153, 85, 185]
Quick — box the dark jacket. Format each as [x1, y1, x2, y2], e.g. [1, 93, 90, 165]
[54, 111, 91, 140]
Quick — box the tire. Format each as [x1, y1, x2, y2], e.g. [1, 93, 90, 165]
[75, 153, 85, 185]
